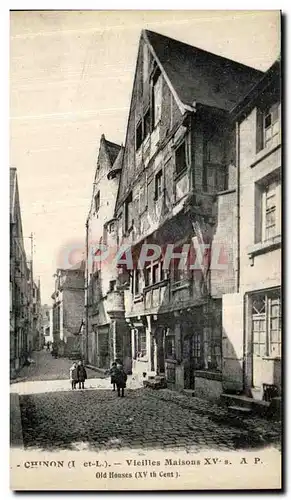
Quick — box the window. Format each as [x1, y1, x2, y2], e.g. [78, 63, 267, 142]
[175, 142, 187, 176]
[152, 262, 159, 284]
[152, 71, 162, 128]
[108, 221, 115, 234]
[134, 269, 141, 295]
[124, 192, 133, 232]
[252, 289, 281, 358]
[154, 170, 163, 200]
[137, 328, 147, 358]
[143, 108, 151, 140]
[94, 191, 100, 213]
[136, 121, 143, 151]
[257, 101, 280, 153]
[256, 174, 281, 243]
[143, 43, 149, 84]
[144, 266, 151, 287]
[264, 103, 280, 148]
[109, 280, 116, 292]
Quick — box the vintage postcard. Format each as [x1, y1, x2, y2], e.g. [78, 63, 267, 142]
[10, 10, 282, 491]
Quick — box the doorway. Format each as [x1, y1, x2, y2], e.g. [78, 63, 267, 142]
[156, 327, 165, 374]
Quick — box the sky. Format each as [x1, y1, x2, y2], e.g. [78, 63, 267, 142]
[10, 10, 280, 304]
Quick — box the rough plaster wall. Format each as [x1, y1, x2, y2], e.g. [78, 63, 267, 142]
[63, 288, 84, 335]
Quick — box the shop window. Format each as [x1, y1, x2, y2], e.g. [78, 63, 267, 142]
[252, 289, 281, 358]
[137, 329, 147, 358]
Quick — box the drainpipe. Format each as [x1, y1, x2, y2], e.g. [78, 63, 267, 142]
[235, 121, 240, 293]
[85, 218, 89, 364]
[235, 120, 246, 392]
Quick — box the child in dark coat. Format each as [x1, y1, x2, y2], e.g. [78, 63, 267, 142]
[109, 362, 118, 391]
[115, 363, 127, 397]
[77, 360, 87, 389]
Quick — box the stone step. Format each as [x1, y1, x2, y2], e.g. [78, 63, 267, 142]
[228, 405, 252, 414]
[221, 393, 270, 417]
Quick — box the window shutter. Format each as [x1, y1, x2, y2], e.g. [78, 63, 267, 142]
[256, 107, 264, 153]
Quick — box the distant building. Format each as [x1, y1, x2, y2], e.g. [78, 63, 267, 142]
[51, 261, 85, 357]
[41, 304, 52, 342]
[84, 135, 131, 371]
[10, 168, 32, 375]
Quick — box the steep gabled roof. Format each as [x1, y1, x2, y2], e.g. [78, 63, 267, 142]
[144, 30, 264, 112]
[10, 167, 17, 222]
[103, 137, 121, 166]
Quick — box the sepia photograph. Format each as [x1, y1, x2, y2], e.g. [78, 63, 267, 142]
[9, 9, 282, 491]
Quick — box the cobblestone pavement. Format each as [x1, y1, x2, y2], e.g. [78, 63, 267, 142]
[19, 388, 281, 453]
[12, 350, 281, 453]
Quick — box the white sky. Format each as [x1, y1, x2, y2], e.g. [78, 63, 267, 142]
[10, 10, 280, 304]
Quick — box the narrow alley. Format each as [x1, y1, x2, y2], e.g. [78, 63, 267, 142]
[10, 350, 281, 453]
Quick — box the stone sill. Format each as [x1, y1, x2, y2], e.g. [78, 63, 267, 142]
[194, 370, 222, 381]
[248, 235, 281, 264]
[262, 357, 281, 361]
[251, 143, 281, 169]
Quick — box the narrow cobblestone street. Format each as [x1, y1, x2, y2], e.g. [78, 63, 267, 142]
[11, 351, 281, 453]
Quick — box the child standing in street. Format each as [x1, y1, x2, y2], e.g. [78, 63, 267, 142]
[109, 361, 118, 391]
[115, 363, 127, 397]
[77, 360, 87, 389]
[69, 362, 78, 390]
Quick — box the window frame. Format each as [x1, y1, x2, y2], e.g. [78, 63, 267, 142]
[124, 192, 133, 233]
[174, 140, 188, 178]
[154, 169, 163, 200]
[94, 190, 100, 213]
[255, 172, 281, 244]
[251, 289, 281, 359]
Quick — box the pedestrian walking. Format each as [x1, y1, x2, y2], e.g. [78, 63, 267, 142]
[77, 360, 87, 389]
[115, 363, 127, 397]
[69, 362, 78, 390]
[109, 361, 118, 391]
